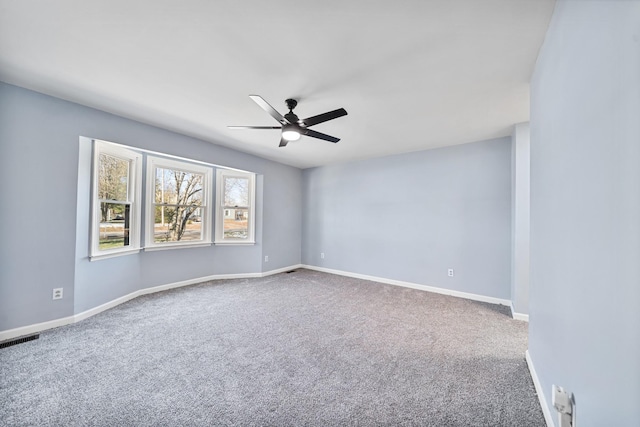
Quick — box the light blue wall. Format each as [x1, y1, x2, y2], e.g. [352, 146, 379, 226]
[0, 82, 302, 331]
[511, 123, 531, 315]
[302, 138, 512, 300]
[261, 162, 302, 275]
[529, 0, 640, 425]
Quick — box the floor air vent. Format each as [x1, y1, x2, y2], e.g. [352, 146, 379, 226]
[0, 334, 39, 349]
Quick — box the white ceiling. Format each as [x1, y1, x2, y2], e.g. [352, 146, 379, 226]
[0, 0, 555, 169]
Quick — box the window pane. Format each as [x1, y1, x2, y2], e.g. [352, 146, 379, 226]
[98, 154, 129, 201]
[99, 202, 130, 250]
[154, 205, 203, 243]
[216, 169, 254, 244]
[224, 177, 249, 207]
[155, 168, 203, 205]
[223, 207, 249, 239]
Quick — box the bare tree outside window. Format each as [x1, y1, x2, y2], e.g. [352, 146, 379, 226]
[224, 177, 249, 207]
[98, 153, 129, 222]
[154, 167, 203, 242]
[97, 153, 131, 250]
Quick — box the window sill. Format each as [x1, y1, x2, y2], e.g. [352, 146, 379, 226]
[144, 242, 212, 252]
[214, 240, 256, 246]
[90, 248, 141, 261]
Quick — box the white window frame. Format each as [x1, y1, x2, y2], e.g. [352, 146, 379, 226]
[145, 156, 213, 250]
[90, 140, 143, 260]
[215, 169, 256, 245]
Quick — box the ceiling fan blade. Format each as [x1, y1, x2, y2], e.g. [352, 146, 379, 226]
[228, 126, 281, 129]
[304, 129, 340, 143]
[249, 95, 290, 125]
[279, 137, 289, 147]
[302, 108, 347, 127]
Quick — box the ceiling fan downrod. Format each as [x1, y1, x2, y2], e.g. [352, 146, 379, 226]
[285, 98, 298, 112]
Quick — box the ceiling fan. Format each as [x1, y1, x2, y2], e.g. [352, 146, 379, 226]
[228, 95, 347, 147]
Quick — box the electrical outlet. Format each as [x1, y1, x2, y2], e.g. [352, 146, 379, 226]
[321, 252, 325, 259]
[448, 269, 454, 277]
[52, 288, 63, 300]
[264, 255, 269, 262]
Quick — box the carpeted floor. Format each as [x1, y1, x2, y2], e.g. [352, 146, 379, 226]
[0, 269, 544, 426]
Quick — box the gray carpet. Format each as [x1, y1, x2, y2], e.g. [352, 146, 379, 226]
[0, 269, 544, 426]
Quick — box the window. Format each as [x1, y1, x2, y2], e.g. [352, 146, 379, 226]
[89, 139, 256, 256]
[146, 156, 212, 249]
[91, 141, 142, 259]
[215, 169, 256, 244]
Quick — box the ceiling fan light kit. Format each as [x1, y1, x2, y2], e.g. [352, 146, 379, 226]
[229, 95, 347, 147]
[281, 124, 301, 141]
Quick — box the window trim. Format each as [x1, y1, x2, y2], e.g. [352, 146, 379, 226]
[90, 140, 143, 260]
[215, 169, 256, 245]
[145, 155, 213, 250]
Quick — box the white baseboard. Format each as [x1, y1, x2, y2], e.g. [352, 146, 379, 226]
[301, 264, 511, 306]
[0, 316, 76, 343]
[0, 264, 303, 341]
[510, 302, 530, 322]
[526, 350, 555, 427]
[2, 264, 509, 341]
[262, 264, 303, 277]
[74, 291, 142, 323]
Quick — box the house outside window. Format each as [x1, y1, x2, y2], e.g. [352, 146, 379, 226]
[215, 169, 255, 244]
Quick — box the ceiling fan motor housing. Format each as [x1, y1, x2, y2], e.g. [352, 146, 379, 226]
[284, 112, 300, 124]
